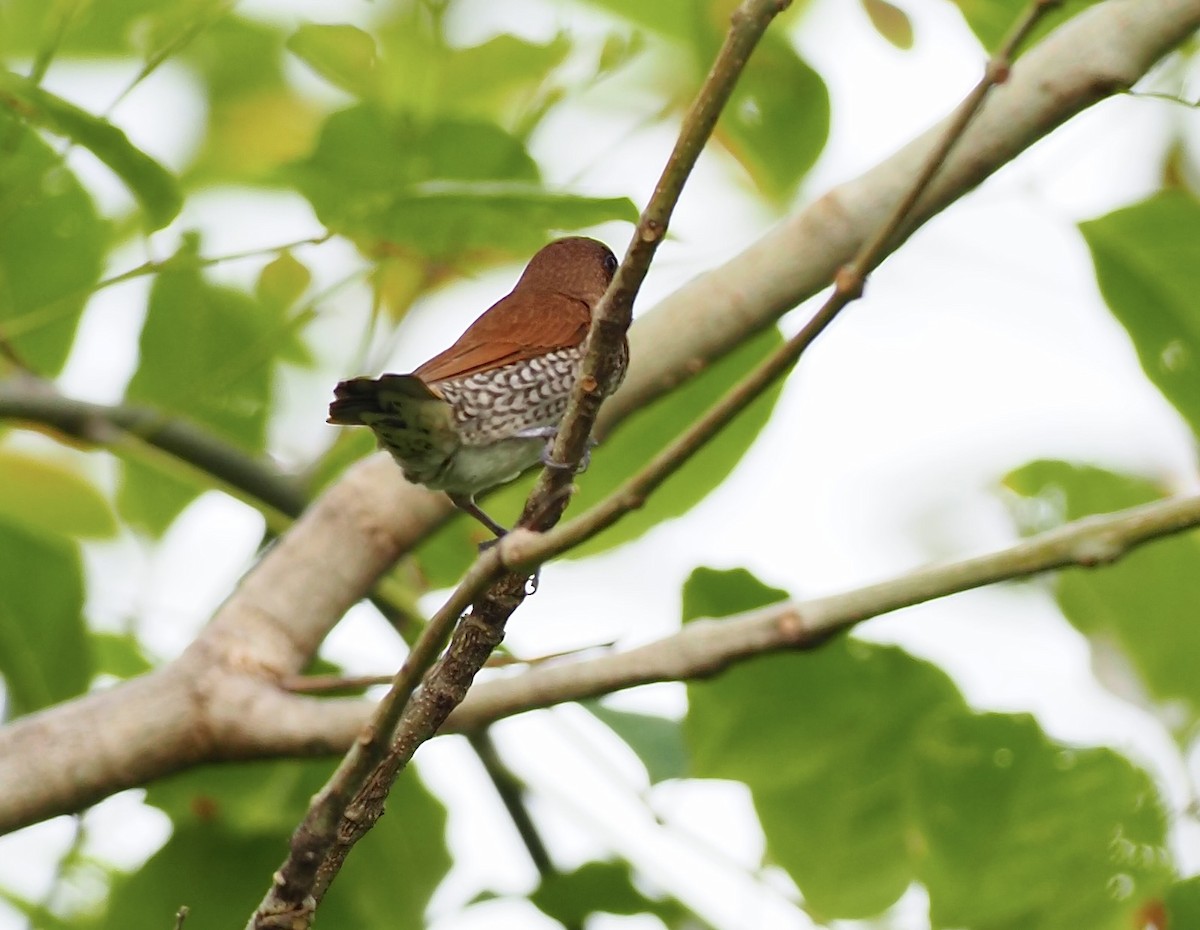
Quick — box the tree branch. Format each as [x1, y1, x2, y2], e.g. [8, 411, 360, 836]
[249, 3, 793, 925]
[0, 0, 1195, 844]
[494, 0, 1057, 574]
[0, 376, 308, 521]
[5, 482, 1192, 839]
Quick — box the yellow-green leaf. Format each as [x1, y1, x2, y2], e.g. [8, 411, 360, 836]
[0, 450, 116, 539]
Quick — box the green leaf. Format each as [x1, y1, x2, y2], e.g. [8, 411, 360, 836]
[96, 823, 291, 930]
[947, 0, 1105, 52]
[435, 33, 571, 121]
[1004, 461, 1200, 729]
[118, 237, 283, 534]
[287, 23, 378, 98]
[255, 251, 311, 311]
[0, 519, 89, 717]
[0, 114, 107, 374]
[1079, 191, 1200, 438]
[910, 712, 1172, 930]
[585, 701, 688, 783]
[717, 34, 829, 202]
[187, 17, 320, 184]
[291, 104, 634, 260]
[681, 565, 789, 623]
[90, 631, 153, 679]
[256, 252, 316, 367]
[680, 566, 1175, 926]
[121, 761, 449, 930]
[1166, 876, 1200, 929]
[0, 450, 116, 539]
[581, 2, 828, 201]
[0, 71, 181, 230]
[371, 10, 570, 124]
[415, 327, 786, 587]
[861, 0, 915, 49]
[530, 861, 687, 926]
[686, 633, 966, 918]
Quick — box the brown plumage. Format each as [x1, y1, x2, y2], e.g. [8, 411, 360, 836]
[328, 237, 624, 537]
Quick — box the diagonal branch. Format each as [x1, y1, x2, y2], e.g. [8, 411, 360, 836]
[248, 2, 794, 926]
[495, 0, 1059, 575]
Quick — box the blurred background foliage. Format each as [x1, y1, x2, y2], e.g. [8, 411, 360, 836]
[0, 0, 1198, 928]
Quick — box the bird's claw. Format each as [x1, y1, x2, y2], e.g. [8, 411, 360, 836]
[515, 427, 598, 474]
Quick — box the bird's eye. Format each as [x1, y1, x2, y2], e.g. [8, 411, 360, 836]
[604, 252, 619, 275]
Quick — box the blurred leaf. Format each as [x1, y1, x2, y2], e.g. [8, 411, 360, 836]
[597, 31, 647, 76]
[188, 17, 320, 183]
[256, 251, 312, 311]
[1004, 461, 1200, 730]
[123, 761, 448, 930]
[911, 712, 1172, 930]
[0, 114, 107, 374]
[947, 0, 1105, 53]
[256, 251, 316, 367]
[583, 2, 828, 201]
[0, 519, 89, 717]
[95, 824, 289, 930]
[292, 104, 634, 260]
[531, 861, 687, 926]
[118, 237, 284, 534]
[371, 10, 570, 125]
[585, 701, 688, 783]
[91, 631, 153, 679]
[687, 632, 965, 917]
[581, 0, 698, 41]
[0, 0, 218, 59]
[1079, 191, 1200, 438]
[435, 33, 571, 121]
[287, 23, 378, 98]
[415, 327, 786, 587]
[681, 565, 788, 623]
[0, 449, 116, 539]
[717, 34, 829, 202]
[861, 0, 914, 49]
[148, 758, 331, 833]
[1165, 876, 1200, 928]
[0, 71, 181, 229]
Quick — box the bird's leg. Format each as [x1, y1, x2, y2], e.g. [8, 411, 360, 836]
[448, 492, 542, 594]
[515, 426, 598, 474]
[447, 493, 510, 538]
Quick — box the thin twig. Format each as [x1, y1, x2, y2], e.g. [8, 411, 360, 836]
[247, 3, 790, 926]
[95, 232, 333, 292]
[466, 730, 557, 879]
[519, 1, 794, 532]
[483, 0, 1064, 575]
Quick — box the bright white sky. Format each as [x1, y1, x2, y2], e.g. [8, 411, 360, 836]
[2, 1, 1198, 928]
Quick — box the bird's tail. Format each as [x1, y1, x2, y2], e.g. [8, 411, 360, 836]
[327, 374, 440, 425]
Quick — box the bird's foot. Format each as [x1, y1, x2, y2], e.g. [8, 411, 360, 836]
[515, 427, 598, 474]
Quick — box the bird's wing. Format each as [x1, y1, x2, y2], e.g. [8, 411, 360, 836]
[412, 290, 590, 383]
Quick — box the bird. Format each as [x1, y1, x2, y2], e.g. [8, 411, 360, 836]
[328, 236, 625, 538]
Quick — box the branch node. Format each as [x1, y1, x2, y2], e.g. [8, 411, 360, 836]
[986, 59, 1013, 84]
[834, 264, 865, 301]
